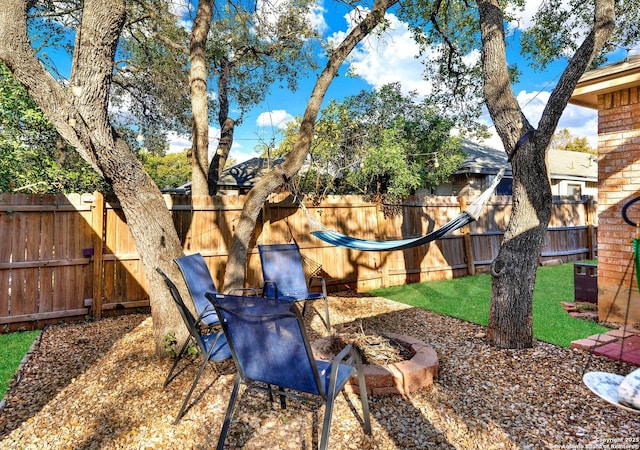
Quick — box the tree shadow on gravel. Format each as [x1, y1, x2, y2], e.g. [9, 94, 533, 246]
[0, 313, 147, 439]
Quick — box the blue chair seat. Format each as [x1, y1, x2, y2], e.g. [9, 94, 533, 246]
[201, 331, 232, 362]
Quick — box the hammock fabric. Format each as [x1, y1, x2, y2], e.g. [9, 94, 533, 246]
[305, 166, 506, 252]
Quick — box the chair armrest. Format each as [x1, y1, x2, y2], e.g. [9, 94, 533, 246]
[308, 276, 327, 296]
[195, 308, 220, 327]
[227, 287, 258, 296]
[327, 344, 360, 397]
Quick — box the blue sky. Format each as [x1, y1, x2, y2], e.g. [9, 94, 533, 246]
[160, 2, 636, 162]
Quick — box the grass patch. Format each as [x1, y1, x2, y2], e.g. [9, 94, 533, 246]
[368, 262, 609, 348]
[0, 330, 40, 399]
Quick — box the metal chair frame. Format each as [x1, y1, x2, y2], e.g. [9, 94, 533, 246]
[207, 293, 370, 450]
[156, 268, 232, 424]
[258, 243, 331, 331]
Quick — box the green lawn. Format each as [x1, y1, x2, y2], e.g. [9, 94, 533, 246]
[0, 330, 40, 399]
[369, 262, 609, 348]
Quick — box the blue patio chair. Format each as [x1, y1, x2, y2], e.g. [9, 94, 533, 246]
[258, 243, 331, 331]
[174, 253, 257, 329]
[156, 268, 232, 424]
[207, 293, 371, 450]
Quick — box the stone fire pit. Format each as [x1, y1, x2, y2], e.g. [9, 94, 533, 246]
[312, 332, 439, 396]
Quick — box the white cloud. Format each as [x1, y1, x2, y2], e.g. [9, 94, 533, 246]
[255, 0, 328, 38]
[307, 1, 328, 35]
[256, 109, 295, 129]
[505, 2, 543, 31]
[166, 132, 192, 153]
[167, 127, 221, 161]
[330, 11, 433, 97]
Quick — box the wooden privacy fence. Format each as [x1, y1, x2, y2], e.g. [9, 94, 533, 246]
[0, 192, 597, 330]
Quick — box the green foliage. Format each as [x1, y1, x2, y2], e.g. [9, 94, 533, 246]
[140, 151, 192, 190]
[399, 0, 640, 115]
[277, 83, 467, 198]
[347, 128, 423, 198]
[369, 262, 609, 348]
[0, 330, 40, 399]
[551, 128, 596, 154]
[162, 331, 198, 358]
[0, 62, 106, 193]
[519, 0, 640, 70]
[162, 332, 178, 358]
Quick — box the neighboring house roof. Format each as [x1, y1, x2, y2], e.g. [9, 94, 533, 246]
[164, 157, 285, 194]
[455, 140, 511, 176]
[218, 157, 285, 189]
[547, 149, 597, 182]
[455, 140, 597, 182]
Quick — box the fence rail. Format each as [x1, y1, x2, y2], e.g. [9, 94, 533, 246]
[0, 192, 597, 330]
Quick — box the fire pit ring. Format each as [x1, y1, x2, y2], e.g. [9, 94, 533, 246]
[312, 332, 438, 396]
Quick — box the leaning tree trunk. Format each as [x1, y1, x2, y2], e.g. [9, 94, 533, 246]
[223, 0, 400, 291]
[479, 0, 615, 348]
[208, 57, 234, 195]
[0, 0, 187, 355]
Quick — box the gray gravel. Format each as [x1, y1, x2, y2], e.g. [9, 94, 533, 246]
[1, 294, 639, 449]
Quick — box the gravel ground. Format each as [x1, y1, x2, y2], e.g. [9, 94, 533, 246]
[1, 293, 639, 449]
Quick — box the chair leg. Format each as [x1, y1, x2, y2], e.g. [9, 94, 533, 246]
[278, 386, 286, 409]
[323, 296, 331, 332]
[319, 395, 336, 450]
[174, 354, 211, 424]
[356, 364, 371, 434]
[164, 338, 192, 387]
[217, 374, 242, 450]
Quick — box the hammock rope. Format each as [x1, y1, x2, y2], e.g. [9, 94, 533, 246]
[301, 166, 506, 251]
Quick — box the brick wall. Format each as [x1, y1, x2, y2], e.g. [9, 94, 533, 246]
[597, 87, 640, 324]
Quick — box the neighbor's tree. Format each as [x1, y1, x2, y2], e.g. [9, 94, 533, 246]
[140, 150, 192, 190]
[403, 0, 623, 348]
[122, 0, 320, 195]
[551, 128, 596, 154]
[275, 82, 467, 198]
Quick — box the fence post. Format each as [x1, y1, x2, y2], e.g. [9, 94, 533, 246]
[375, 197, 386, 240]
[460, 197, 476, 276]
[91, 192, 105, 320]
[262, 197, 272, 244]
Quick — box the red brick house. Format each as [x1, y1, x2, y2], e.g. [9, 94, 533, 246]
[570, 54, 640, 325]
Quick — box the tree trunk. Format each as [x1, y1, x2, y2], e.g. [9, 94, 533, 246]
[208, 117, 235, 194]
[0, 0, 186, 355]
[488, 139, 551, 348]
[223, 0, 400, 291]
[208, 58, 234, 195]
[479, 0, 615, 348]
[189, 0, 214, 197]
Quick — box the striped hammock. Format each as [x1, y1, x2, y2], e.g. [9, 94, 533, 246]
[304, 166, 506, 251]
